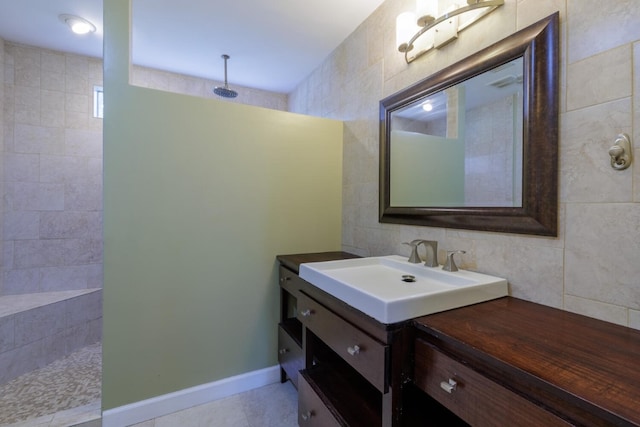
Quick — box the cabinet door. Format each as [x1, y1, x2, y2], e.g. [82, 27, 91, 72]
[414, 340, 571, 427]
[278, 325, 303, 388]
[298, 371, 343, 427]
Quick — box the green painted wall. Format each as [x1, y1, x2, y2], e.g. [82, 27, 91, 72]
[102, 0, 343, 409]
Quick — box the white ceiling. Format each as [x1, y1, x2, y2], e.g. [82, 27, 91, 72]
[0, 0, 386, 93]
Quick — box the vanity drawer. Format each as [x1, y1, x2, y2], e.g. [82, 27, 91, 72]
[414, 339, 571, 427]
[297, 292, 388, 392]
[279, 266, 305, 296]
[298, 370, 342, 427]
[278, 325, 303, 388]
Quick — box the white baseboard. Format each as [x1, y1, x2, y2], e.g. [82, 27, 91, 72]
[102, 365, 281, 427]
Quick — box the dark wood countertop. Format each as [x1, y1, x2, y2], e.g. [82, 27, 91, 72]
[413, 297, 640, 427]
[276, 251, 360, 274]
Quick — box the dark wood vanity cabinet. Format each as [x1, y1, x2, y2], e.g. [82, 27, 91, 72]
[277, 252, 420, 427]
[277, 252, 361, 390]
[278, 264, 306, 389]
[414, 297, 640, 427]
[413, 340, 570, 426]
[277, 252, 470, 426]
[296, 291, 389, 392]
[278, 254, 640, 426]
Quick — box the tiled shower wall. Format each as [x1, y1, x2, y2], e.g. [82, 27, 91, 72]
[131, 66, 289, 111]
[289, 0, 640, 329]
[2, 42, 103, 295]
[464, 95, 522, 207]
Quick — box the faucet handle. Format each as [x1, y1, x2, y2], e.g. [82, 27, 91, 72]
[403, 241, 422, 263]
[443, 250, 466, 272]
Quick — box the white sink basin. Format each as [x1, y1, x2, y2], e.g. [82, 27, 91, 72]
[299, 255, 508, 324]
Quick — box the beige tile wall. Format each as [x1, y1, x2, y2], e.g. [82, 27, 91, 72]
[289, 0, 640, 329]
[2, 43, 104, 295]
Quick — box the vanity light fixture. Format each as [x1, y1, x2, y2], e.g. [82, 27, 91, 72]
[59, 14, 96, 35]
[396, 0, 504, 64]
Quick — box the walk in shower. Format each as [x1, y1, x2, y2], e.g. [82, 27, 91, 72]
[0, 41, 103, 424]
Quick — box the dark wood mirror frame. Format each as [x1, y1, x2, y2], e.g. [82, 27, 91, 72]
[380, 12, 559, 236]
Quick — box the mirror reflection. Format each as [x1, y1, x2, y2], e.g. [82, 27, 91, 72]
[389, 57, 523, 208]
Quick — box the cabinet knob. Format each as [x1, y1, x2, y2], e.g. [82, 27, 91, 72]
[440, 378, 458, 393]
[300, 309, 312, 317]
[301, 410, 313, 421]
[280, 276, 291, 283]
[347, 345, 360, 356]
[279, 348, 289, 355]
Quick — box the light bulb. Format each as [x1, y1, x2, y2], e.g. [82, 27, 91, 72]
[422, 102, 433, 112]
[59, 15, 96, 35]
[70, 20, 92, 34]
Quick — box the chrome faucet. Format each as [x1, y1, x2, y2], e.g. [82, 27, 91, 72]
[403, 239, 439, 267]
[417, 240, 439, 267]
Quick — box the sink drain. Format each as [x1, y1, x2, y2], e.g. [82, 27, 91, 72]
[402, 274, 416, 282]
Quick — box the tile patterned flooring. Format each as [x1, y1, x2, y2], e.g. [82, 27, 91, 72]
[130, 381, 298, 427]
[0, 340, 298, 427]
[0, 343, 102, 427]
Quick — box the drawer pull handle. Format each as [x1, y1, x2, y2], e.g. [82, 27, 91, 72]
[300, 309, 312, 317]
[301, 410, 313, 421]
[280, 276, 291, 283]
[440, 378, 457, 393]
[347, 345, 360, 356]
[278, 348, 288, 355]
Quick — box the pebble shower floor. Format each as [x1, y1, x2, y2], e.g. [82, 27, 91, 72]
[0, 343, 101, 426]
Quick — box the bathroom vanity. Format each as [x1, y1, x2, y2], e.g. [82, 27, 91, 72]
[277, 252, 640, 426]
[277, 252, 480, 426]
[278, 252, 408, 426]
[277, 252, 445, 426]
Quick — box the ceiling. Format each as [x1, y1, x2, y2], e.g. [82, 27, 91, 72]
[0, 0, 386, 93]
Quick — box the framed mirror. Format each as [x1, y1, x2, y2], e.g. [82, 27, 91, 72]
[380, 13, 559, 236]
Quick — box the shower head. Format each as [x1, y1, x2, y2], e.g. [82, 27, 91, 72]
[213, 54, 238, 99]
[213, 86, 238, 98]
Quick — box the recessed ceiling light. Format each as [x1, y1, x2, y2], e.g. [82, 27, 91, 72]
[59, 14, 96, 35]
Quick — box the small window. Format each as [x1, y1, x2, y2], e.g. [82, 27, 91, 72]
[93, 85, 104, 118]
